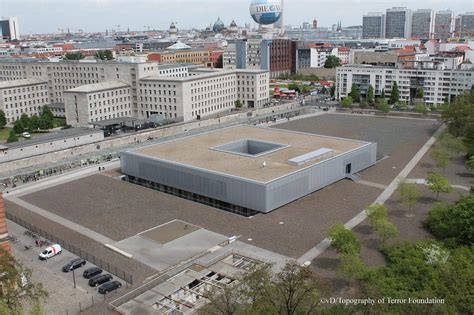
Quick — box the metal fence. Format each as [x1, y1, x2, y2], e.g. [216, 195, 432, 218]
[6, 212, 133, 285]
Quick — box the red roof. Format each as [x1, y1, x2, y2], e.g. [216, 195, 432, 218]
[454, 45, 471, 52]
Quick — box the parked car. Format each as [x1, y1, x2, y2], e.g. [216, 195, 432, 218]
[88, 274, 113, 287]
[62, 258, 86, 272]
[98, 281, 122, 294]
[38, 244, 62, 260]
[22, 132, 31, 139]
[83, 267, 102, 279]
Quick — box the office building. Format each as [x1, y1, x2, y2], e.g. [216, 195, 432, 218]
[363, 12, 385, 38]
[411, 9, 435, 39]
[336, 65, 474, 106]
[0, 78, 50, 124]
[459, 12, 474, 35]
[121, 125, 377, 215]
[434, 10, 455, 40]
[0, 17, 19, 41]
[385, 7, 412, 38]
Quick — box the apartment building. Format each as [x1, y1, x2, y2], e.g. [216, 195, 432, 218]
[0, 78, 50, 124]
[64, 81, 131, 127]
[336, 64, 474, 106]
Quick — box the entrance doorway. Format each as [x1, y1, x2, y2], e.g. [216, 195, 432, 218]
[345, 163, 352, 174]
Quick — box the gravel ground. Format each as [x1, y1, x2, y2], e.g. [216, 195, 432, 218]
[275, 114, 441, 185]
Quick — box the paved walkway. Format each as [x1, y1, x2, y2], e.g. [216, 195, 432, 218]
[405, 178, 470, 192]
[297, 125, 445, 264]
[356, 179, 387, 190]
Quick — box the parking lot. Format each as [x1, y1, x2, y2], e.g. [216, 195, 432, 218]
[7, 220, 126, 314]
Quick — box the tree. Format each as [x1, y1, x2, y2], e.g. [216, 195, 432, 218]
[360, 99, 368, 109]
[6, 129, 18, 143]
[365, 204, 398, 245]
[426, 195, 474, 246]
[426, 172, 452, 201]
[398, 181, 420, 216]
[0, 248, 47, 311]
[234, 100, 242, 109]
[349, 83, 360, 102]
[376, 98, 389, 113]
[29, 115, 40, 132]
[430, 149, 449, 174]
[215, 54, 223, 68]
[374, 220, 398, 245]
[414, 103, 429, 115]
[415, 87, 424, 99]
[287, 83, 301, 93]
[12, 120, 24, 134]
[438, 132, 466, 156]
[324, 55, 341, 68]
[95, 50, 114, 60]
[365, 204, 388, 226]
[327, 223, 361, 255]
[336, 254, 366, 287]
[0, 109, 6, 129]
[40, 105, 54, 121]
[467, 156, 474, 173]
[329, 85, 335, 97]
[199, 282, 242, 315]
[389, 81, 400, 104]
[396, 100, 408, 110]
[19, 114, 30, 131]
[381, 89, 385, 100]
[63, 52, 85, 60]
[366, 85, 374, 104]
[441, 87, 474, 141]
[341, 96, 353, 108]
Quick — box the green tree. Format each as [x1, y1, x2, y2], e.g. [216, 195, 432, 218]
[398, 181, 420, 216]
[349, 83, 360, 102]
[324, 55, 341, 68]
[414, 103, 429, 115]
[327, 223, 361, 255]
[389, 81, 400, 104]
[0, 248, 47, 311]
[40, 105, 54, 121]
[438, 132, 466, 156]
[12, 120, 24, 134]
[6, 129, 18, 143]
[330, 85, 335, 97]
[365, 204, 388, 226]
[0, 109, 6, 129]
[441, 86, 474, 141]
[95, 50, 114, 60]
[426, 195, 474, 246]
[376, 98, 389, 113]
[415, 87, 424, 99]
[374, 220, 398, 245]
[341, 96, 353, 108]
[381, 89, 385, 99]
[19, 114, 30, 131]
[29, 115, 40, 132]
[426, 172, 452, 201]
[360, 99, 368, 109]
[366, 85, 374, 104]
[234, 100, 242, 109]
[63, 52, 85, 60]
[287, 83, 301, 93]
[467, 156, 474, 173]
[396, 100, 408, 110]
[431, 148, 449, 174]
[215, 54, 223, 68]
[336, 253, 366, 287]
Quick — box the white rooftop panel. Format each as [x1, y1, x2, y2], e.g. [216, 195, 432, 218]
[288, 148, 333, 166]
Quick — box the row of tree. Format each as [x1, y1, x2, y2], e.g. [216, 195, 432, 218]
[7, 106, 55, 143]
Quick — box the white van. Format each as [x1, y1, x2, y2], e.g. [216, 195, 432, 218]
[38, 244, 62, 260]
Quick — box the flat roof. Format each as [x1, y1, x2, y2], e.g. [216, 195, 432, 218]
[0, 78, 47, 89]
[5, 128, 103, 149]
[64, 81, 129, 93]
[141, 68, 267, 83]
[91, 116, 139, 127]
[131, 125, 369, 183]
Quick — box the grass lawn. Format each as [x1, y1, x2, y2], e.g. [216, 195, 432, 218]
[0, 128, 11, 141]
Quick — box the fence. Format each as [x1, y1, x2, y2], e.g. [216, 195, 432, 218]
[6, 212, 133, 285]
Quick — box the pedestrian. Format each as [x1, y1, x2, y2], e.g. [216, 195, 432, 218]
[35, 239, 39, 247]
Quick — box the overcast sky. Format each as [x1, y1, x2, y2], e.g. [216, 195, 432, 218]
[0, 0, 472, 34]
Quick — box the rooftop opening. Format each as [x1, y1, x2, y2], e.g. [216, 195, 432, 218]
[213, 139, 288, 157]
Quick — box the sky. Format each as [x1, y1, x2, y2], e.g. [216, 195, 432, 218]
[0, 0, 472, 34]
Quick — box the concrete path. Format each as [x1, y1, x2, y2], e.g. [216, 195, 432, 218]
[405, 178, 470, 192]
[356, 179, 388, 190]
[297, 125, 445, 264]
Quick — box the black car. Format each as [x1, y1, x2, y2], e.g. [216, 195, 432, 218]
[62, 258, 86, 272]
[83, 267, 102, 279]
[98, 281, 122, 294]
[88, 274, 113, 287]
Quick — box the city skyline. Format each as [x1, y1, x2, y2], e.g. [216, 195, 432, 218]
[1, 0, 472, 34]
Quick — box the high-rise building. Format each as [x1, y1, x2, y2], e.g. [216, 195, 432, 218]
[363, 12, 385, 38]
[411, 9, 434, 39]
[385, 7, 412, 38]
[312, 19, 318, 29]
[302, 22, 311, 30]
[434, 10, 455, 40]
[0, 17, 19, 41]
[459, 12, 474, 36]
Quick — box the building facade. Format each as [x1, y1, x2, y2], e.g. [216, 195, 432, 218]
[0, 17, 19, 41]
[363, 12, 385, 39]
[459, 12, 474, 35]
[0, 78, 50, 125]
[336, 64, 474, 106]
[385, 7, 412, 39]
[434, 10, 455, 41]
[64, 81, 131, 126]
[411, 9, 435, 39]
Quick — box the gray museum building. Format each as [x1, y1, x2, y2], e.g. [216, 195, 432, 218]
[120, 126, 377, 216]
